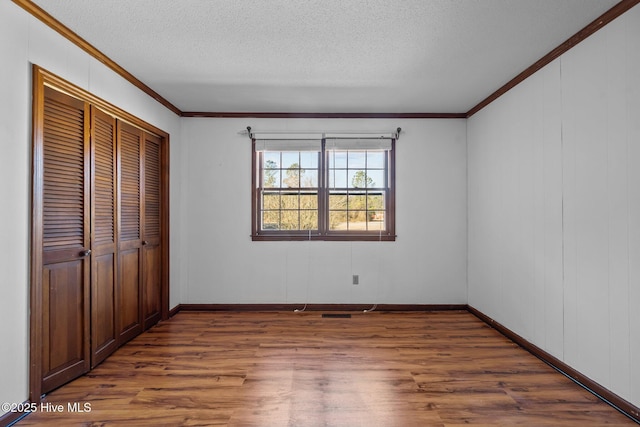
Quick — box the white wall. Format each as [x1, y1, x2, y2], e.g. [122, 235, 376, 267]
[0, 1, 184, 416]
[182, 118, 467, 305]
[468, 4, 640, 408]
[5, 0, 638, 417]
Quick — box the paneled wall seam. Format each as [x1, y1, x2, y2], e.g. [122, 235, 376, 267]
[627, 89, 632, 402]
[468, 4, 640, 405]
[559, 55, 566, 363]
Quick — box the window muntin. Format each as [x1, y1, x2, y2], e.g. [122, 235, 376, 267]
[260, 150, 319, 231]
[252, 138, 395, 241]
[327, 149, 387, 232]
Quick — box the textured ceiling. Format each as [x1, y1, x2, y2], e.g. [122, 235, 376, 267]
[31, 0, 619, 113]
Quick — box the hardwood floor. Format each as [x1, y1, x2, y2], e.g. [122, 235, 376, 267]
[16, 311, 634, 426]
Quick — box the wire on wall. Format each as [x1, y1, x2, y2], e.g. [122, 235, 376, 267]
[364, 229, 383, 313]
[294, 230, 312, 313]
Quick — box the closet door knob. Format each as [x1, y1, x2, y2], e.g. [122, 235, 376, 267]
[80, 249, 91, 257]
[142, 240, 149, 246]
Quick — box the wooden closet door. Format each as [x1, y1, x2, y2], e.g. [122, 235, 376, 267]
[117, 121, 143, 343]
[40, 87, 91, 393]
[142, 133, 162, 330]
[90, 107, 118, 366]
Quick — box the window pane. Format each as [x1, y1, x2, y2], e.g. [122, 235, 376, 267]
[348, 193, 366, 210]
[349, 170, 369, 188]
[348, 211, 367, 230]
[367, 193, 385, 210]
[281, 152, 299, 169]
[300, 152, 318, 168]
[262, 211, 280, 230]
[282, 167, 300, 188]
[253, 142, 394, 240]
[280, 194, 298, 209]
[367, 151, 385, 168]
[329, 151, 347, 169]
[281, 211, 299, 230]
[329, 194, 347, 210]
[263, 169, 280, 188]
[367, 211, 385, 231]
[300, 194, 318, 209]
[366, 170, 384, 188]
[300, 210, 318, 230]
[329, 169, 347, 188]
[264, 152, 280, 168]
[301, 169, 318, 187]
[348, 151, 366, 168]
[263, 193, 280, 209]
[329, 211, 347, 230]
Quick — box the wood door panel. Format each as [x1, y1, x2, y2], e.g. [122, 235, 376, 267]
[142, 133, 162, 330]
[117, 121, 143, 344]
[143, 134, 161, 242]
[42, 87, 87, 253]
[41, 259, 89, 391]
[90, 107, 118, 367]
[92, 108, 116, 247]
[118, 248, 142, 342]
[143, 244, 161, 329]
[39, 86, 91, 395]
[42, 248, 86, 265]
[32, 71, 168, 404]
[92, 253, 117, 366]
[119, 123, 141, 243]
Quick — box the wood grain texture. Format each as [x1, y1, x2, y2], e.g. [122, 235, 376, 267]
[90, 107, 118, 368]
[16, 311, 636, 426]
[38, 87, 91, 396]
[29, 67, 171, 405]
[468, 305, 640, 422]
[142, 133, 162, 329]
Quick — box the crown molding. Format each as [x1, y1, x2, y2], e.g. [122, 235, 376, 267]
[12, 0, 182, 116]
[466, 0, 640, 117]
[13, 0, 640, 120]
[181, 111, 466, 119]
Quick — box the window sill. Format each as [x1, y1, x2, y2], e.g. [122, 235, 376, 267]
[251, 233, 396, 242]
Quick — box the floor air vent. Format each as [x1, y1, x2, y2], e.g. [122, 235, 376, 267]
[322, 313, 352, 318]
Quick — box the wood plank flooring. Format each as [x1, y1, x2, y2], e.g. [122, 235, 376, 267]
[16, 311, 635, 426]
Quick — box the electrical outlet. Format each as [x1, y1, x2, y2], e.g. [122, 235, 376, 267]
[352, 275, 359, 285]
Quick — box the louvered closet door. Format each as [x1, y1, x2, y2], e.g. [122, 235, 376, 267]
[142, 133, 162, 329]
[40, 87, 91, 393]
[90, 107, 118, 366]
[117, 121, 143, 343]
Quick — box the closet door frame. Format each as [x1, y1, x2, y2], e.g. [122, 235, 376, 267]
[30, 65, 170, 403]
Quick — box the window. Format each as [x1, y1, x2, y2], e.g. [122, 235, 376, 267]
[252, 136, 395, 241]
